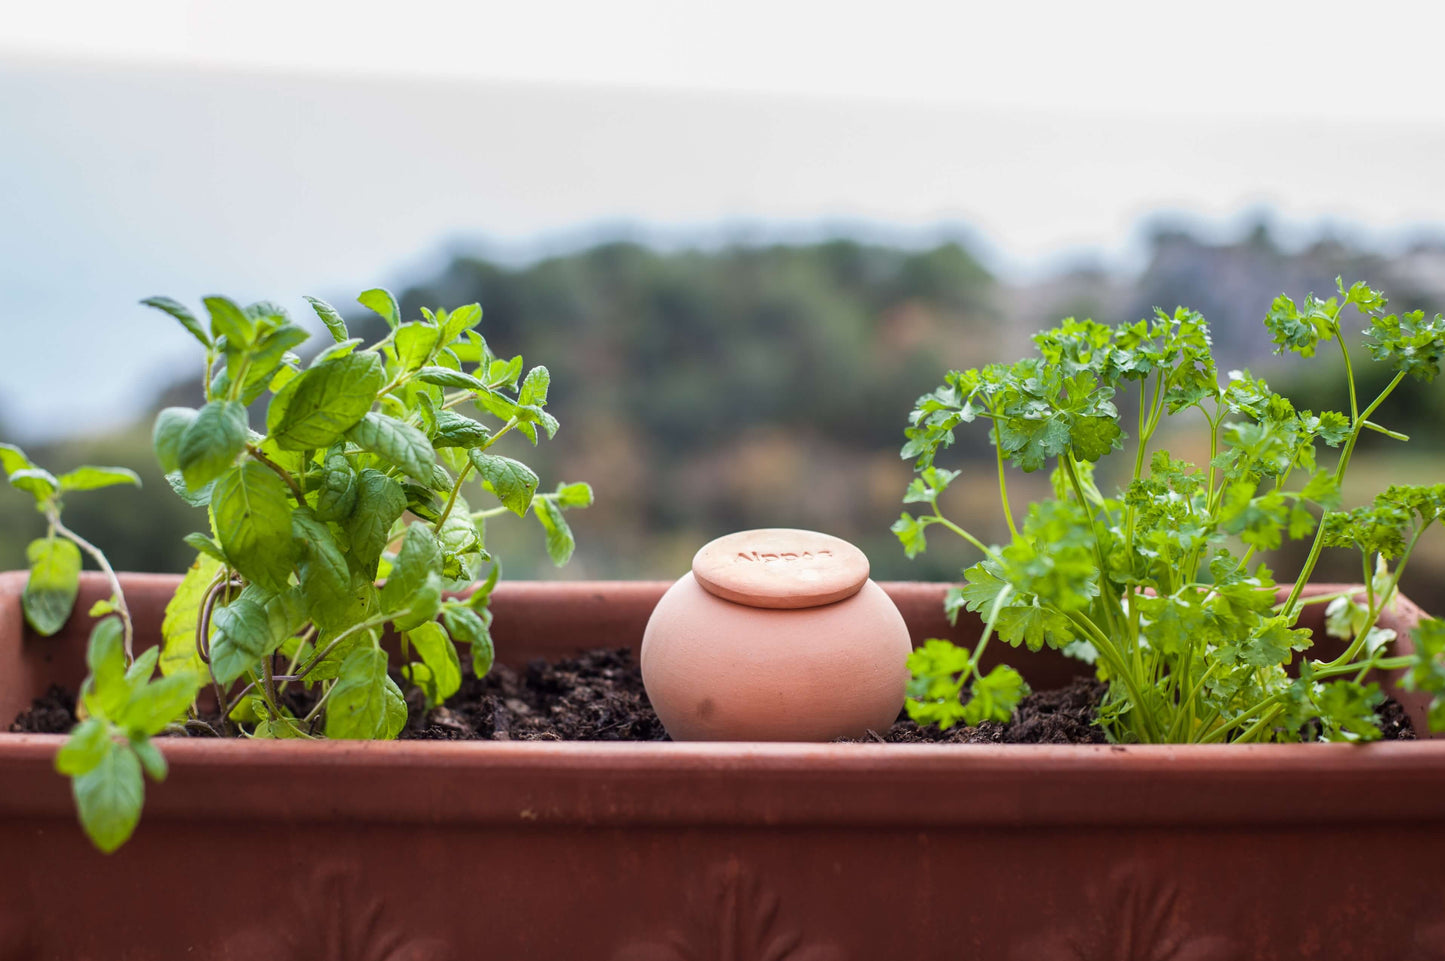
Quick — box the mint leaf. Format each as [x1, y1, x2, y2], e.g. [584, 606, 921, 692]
[343, 468, 407, 578]
[326, 647, 392, 739]
[394, 322, 441, 371]
[160, 554, 221, 677]
[152, 407, 196, 474]
[304, 295, 349, 342]
[57, 466, 141, 492]
[402, 620, 461, 708]
[268, 351, 384, 451]
[469, 451, 538, 516]
[23, 536, 81, 635]
[381, 522, 443, 630]
[346, 412, 435, 481]
[534, 496, 575, 566]
[177, 400, 248, 490]
[203, 295, 254, 347]
[70, 735, 144, 854]
[141, 295, 211, 348]
[314, 451, 358, 522]
[212, 461, 295, 593]
[357, 288, 400, 329]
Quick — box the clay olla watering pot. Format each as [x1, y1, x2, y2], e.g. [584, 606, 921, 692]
[641, 528, 912, 741]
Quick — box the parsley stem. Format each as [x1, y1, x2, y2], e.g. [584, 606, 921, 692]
[1064, 611, 1161, 742]
[1283, 370, 1408, 616]
[1336, 315, 1359, 423]
[1061, 452, 1125, 641]
[992, 421, 1018, 540]
[1322, 526, 1424, 670]
[932, 513, 1002, 565]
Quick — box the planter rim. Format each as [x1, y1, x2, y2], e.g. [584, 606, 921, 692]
[3, 571, 1441, 831]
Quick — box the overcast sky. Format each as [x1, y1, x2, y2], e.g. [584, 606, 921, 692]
[4, 1, 1445, 438]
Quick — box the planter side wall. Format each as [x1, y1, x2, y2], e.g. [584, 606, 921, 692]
[2, 572, 1443, 960]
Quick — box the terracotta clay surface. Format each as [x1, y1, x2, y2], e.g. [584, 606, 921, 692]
[641, 573, 912, 740]
[2, 572, 1444, 960]
[691, 528, 869, 609]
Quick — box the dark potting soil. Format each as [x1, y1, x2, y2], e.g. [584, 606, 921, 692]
[8, 651, 1418, 743]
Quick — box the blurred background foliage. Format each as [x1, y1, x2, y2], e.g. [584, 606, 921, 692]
[4, 222, 1444, 611]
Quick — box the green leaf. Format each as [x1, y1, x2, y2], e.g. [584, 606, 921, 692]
[347, 412, 435, 481]
[203, 295, 254, 347]
[415, 366, 489, 391]
[431, 409, 491, 449]
[0, 442, 34, 478]
[178, 400, 248, 490]
[304, 295, 349, 342]
[55, 718, 109, 776]
[120, 673, 201, 738]
[209, 588, 306, 685]
[995, 602, 1075, 653]
[357, 288, 401, 329]
[23, 537, 81, 636]
[141, 296, 211, 348]
[239, 323, 310, 404]
[160, 554, 222, 676]
[518, 365, 550, 406]
[963, 664, 1029, 725]
[343, 469, 407, 578]
[534, 496, 576, 566]
[314, 451, 358, 522]
[82, 617, 129, 721]
[268, 351, 385, 451]
[182, 532, 228, 564]
[468, 451, 538, 517]
[381, 523, 444, 630]
[132, 738, 169, 782]
[71, 736, 144, 853]
[402, 620, 461, 708]
[554, 482, 594, 509]
[326, 647, 391, 739]
[890, 512, 932, 559]
[152, 407, 197, 474]
[7, 467, 58, 501]
[439, 303, 482, 342]
[207, 596, 272, 685]
[211, 461, 296, 593]
[58, 466, 142, 492]
[292, 510, 352, 630]
[394, 322, 441, 371]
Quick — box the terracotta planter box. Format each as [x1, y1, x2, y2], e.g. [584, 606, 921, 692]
[2, 570, 1442, 959]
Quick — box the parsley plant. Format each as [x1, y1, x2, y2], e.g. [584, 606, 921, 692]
[897, 279, 1445, 743]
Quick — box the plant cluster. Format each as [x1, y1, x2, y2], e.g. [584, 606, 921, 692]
[3, 288, 589, 851]
[897, 279, 1445, 743]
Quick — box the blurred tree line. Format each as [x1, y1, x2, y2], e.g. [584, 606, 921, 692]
[4, 226, 1445, 611]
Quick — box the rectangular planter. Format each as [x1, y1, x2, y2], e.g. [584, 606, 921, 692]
[2, 570, 1443, 960]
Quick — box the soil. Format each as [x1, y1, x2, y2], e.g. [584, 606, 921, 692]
[8, 650, 1418, 743]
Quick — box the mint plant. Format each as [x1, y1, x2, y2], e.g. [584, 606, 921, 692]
[896, 278, 1445, 743]
[4, 288, 590, 851]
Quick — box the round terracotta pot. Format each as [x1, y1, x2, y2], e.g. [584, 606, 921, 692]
[640, 529, 913, 741]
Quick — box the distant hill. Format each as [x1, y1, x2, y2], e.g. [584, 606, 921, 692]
[5, 226, 1444, 611]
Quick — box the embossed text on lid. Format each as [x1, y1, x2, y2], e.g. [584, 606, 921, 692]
[691, 528, 870, 609]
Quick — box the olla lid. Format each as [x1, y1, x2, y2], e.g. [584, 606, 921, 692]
[691, 528, 870, 609]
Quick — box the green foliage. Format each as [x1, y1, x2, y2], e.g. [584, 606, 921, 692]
[898, 278, 1445, 743]
[1, 288, 589, 853]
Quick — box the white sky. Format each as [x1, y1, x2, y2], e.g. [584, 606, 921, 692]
[7, 0, 1445, 122]
[3, 1, 1445, 439]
